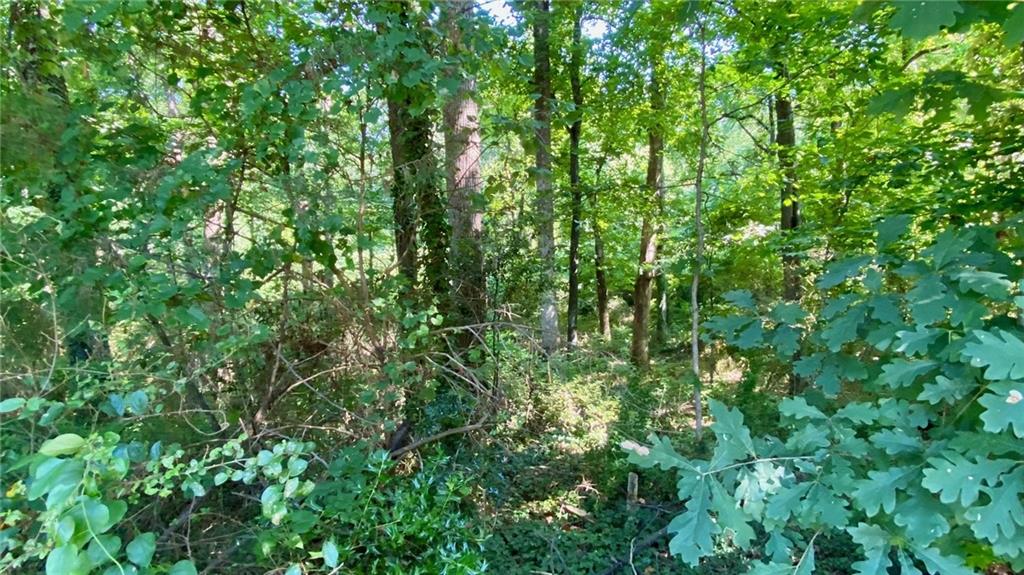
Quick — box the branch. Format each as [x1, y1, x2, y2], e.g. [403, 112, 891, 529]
[597, 526, 669, 575]
[388, 420, 487, 461]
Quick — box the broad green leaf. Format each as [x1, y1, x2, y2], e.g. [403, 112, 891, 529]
[922, 453, 1014, 506]
[40, 433, 87, 456]
[893, 489, 950, 546]
[766, 483, 810, 522]
[723, 289, 756, 310]
[323, 539, 339, 568]
[835, 402, 878, 424]
[771, 325, 801, 357]
[962, 329, 1024, 380]
[917, 375, 974, 405]
[0, 397, 26, 413]
[967, 468, 1024, 544]
[126, 390, 149, 415]
[779, 397, 826, 421]
[746, 563, 792, 575]
[169, 560, 199, 575]
[794, 541, 815, 575]
[889, 0, 963, 39]
[622, 435, 693, 471]
[978, 381, 1024, 438]
[709, 477, 755, 549]
[771, 301, 807, 324]
[848, 523, 892, 575]
[922, 230, 973, 270]
[876, 214, 912, 249]
[893, 326, 941, 357]
[954, 270, 1012, 300]
[28, 458, 84, 506]
[1005, 3, 1024, 46]
[46, 545, 87, 575]
[948, 431, 1024, 456]
[869, 428, 922, 455]
[817, 256, 872, 289]
[852, 467, 916, 516]
[911, 544, 974, 575]
[86, 534, 122, 566]
[879, 359, 936, 389]
[667, 478, 716, 565]
[735, 321, 765, 350]
[708, 400, 756, 466]
[821, 304, 867, 351]
[126, 532, 156, 567]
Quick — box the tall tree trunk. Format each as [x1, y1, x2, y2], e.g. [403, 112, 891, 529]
[630, 56, 665, 369]
[775, 64, 801, 302]
[533, 0, 559, 354]
[691, 19, 709, 441]
[566, 3, 584, 350]
[591, 159, 611, 341]
[386, 98, 421, 286]
[442, 2, 486, 334]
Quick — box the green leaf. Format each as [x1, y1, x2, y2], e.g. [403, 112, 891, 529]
[779, 397, 826, 421]
[978, 381, 1024, 438]
[922, 230, 973, 270]
[709, 477, 755, 549]
[962, 329, 1024, 380]
[911, 544, 974, 575]
[708, 400, 756, 466]
[922, 453, 1014, 506]
[848, 523, 892, 575]
[28, 458, 84, 505]
[893, 490, 950, 545]
[1005, 3, 1024, 46]
[622, 435, 692, 471]
[169, 560, 199, 575]
[967, 467, 1024, 545]
[869, 428, 922, 455]
[879, 359, 936, 389]
[735, 321, 765, 350]
[667, 478, 717, 565]
[835, 402, 878, 424]
[876, 214, 912, 249]
[889, 0, 963, 39]
[86, 534, 122, 566]
[893, 326, 941, 357]
[284, 565, 302, 575]
[126, 390, 149, 415]
[323, 538, 339, 568]
[853, 467, 916, 516]
[40, 433, 87, 456]
[723, 289, 756, 310]
[771, 302, 807, 324]
[46, 545, 87, 575]
[954, 270, 1012, 300]
[126, 532, 156, 567]
[287, 457, 308, 476]
[766, 483, 811, 522]
[0, 397, 26, 413]
[917, 375, 973, 405]
[818, 256, 872, 289]
[821, 304, 867, 351]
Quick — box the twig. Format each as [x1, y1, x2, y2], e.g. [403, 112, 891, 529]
[597, 526, 669, 575]
[388, 419, 487, 461]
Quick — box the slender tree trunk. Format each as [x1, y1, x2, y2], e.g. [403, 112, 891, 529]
[775, 64, 801, 302]
[691, 19, 709, 442]
[442, 2, 486, 334]
[591, 160, 611, 341]
[533, 0, 559, 354]
[566, 4, 584, 349]
[654, 182, 669, 347]
[630, 56, 665, 369]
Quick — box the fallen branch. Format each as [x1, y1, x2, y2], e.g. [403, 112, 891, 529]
[388, 419, 487, 461]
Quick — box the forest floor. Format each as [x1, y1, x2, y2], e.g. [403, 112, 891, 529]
[461, 328, 855, 574]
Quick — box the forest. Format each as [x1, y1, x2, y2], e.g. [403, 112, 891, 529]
[1, 0, 1023, 573]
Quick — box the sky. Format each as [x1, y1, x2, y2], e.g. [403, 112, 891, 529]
[480, 0, 610, 38]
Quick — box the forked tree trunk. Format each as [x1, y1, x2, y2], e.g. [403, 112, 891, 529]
[630, 58, 665, 369]
[533, 0, 559, 354]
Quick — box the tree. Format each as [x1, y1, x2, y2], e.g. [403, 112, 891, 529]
[533, 0, 559, 354]
[630, 46, 665, 368]
[442, 1, 486, 333]
[774, 64, 801, 302]
[565, 2, 585, 349]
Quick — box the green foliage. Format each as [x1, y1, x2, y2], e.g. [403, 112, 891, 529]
[630, 223, 1024, 573]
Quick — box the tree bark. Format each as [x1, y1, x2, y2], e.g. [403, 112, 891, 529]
[774, 64, 801, 302]
[533, 0, 559, 354]
[442, 2, 486, 333]
[566, 4, 584, 350]
[386, 97, 422, 287]
[630, 56, 665, 369]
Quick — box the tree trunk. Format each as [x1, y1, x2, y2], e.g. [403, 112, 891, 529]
[533, 0, 559, 354]
[386, 98, 421, 287]
[775, 64, 801, 302]
[591, 159, 611, 341]
[566, 4, 584, 350]
[442, 2, 486, 333]
[630, 57, 664, 369]
[692, 20, 709, 442]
